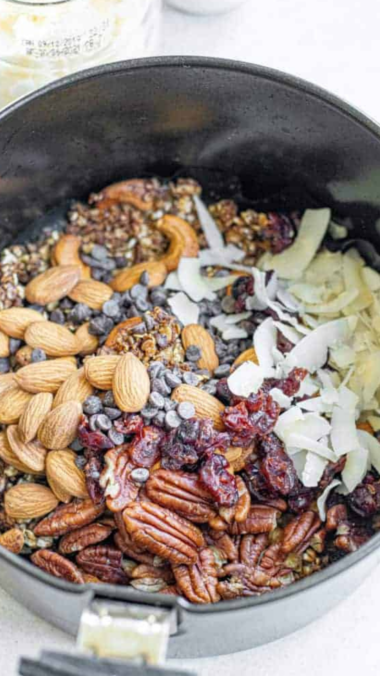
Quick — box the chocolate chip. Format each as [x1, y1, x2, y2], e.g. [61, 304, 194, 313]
[144, 314, 156, 331]
[177, 401, 196, 420]
[50, 309, 65, 325]
[89, 414, 100, 431]
[151, 377, 171, 396]
[59, 298, 74, 310]
[115, 256, 127, 268]
[130, 284, 147, 300]
[139, 271, 150, 286]
[163, 398, 177, 412]
[214, 364, 231, 378]
[201, 382, 217, 395]
[153, 411, 166, 427]
[150, 289, 167, 306]
[183, 371, 200, 386]
[31, 349, 46, 363]
[186, 345, 202, 362]
[164, 371, 182, 389]
[221, 296, 236, 314]
[83, 396, 103, 415]
[165, 410, 181, 429]
[149, 391, 165, 409]
[0, 358, 10, 373]
[102, 299, 120, 318]
[103, 390, 115, 407]
[108, 428, 124, 446]
[9, 338, 21, 355]
[96, 414, 112, 431]
[135, 298, 150, 313]
[104, 407, 122, 420]
[70, 438, 84, 452]
[121, 291, 132, 307]
[148, 362, 165, 379]
[69, 303, 91, 324]
[91, 244, 108, 261]
[131, 468, 150, 483]
[89, 315, 114, 336]
[141, 406, 159, 420]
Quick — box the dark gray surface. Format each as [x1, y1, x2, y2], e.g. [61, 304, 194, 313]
[1, 57, 380, 656]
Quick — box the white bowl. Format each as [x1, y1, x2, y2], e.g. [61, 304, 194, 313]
[166, 0, 248, 15]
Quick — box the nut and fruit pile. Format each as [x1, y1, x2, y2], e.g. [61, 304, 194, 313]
[0, 177, 380, 603]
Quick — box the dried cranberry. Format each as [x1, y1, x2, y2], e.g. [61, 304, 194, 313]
[264, 212, 294, 253]
[84, 449, 105, 505]
[348, 478, 380, 517]
[243, 461, 276, 502]
[276, 331, 294, 354]
[223, 391, 280, 444]
[161, 442, 199, 471]
[319, 456, 346, 491]
[287, 487, 316, 513]
[194, 418, 230, 454]
[199, 453, 238, 507]
[115, 414, 144, 436]
[232, 276, 254, 300]
[258, 434, 298, 496]
[128, 426, 164, 468]
[262, 368, 307, 398]
[78, 416, 113, 451]
[161, 418, 229, 471]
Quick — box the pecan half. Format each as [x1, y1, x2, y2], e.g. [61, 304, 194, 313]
[34, 499, 104, 537]
[210, 476, 251, 529]
[59, 523, 113, 554]
[100, 447, 138, 512]
[131, 564, 174, 583]
[326, 504, 348, 532]
[173, 548, 220, 604]
[239, 533, 269, 567]
[0, 527, 24, 554]
[281, 511, 321, 554]
[76, 545, 129, 584]
[31, 549, 84, 584]
[146, 469, 216, 523]
[123, 501, 204, 565]
[220, 562, 291, 594]
[206, 530, 239, 562]
[230, 505, 280, 535]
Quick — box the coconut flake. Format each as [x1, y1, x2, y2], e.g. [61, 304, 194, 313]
[357, 430, 380, 474]
[205, 275, 239, 291]
[284, 316, 357, 373]
[253, 317, 277, 376]
[227, 361, 264, 397]
[329, 222, 348, 240]
[275, 407, 304, 441]
[302, 452, 328, 487]
[199, 245, 247, 268]
[317, 479, 341, 520]
[273, 321, 303, 345]
[164, 271, 182, 291]
[362, 267, 380, 291]
[285, 434, 336, 461]
[210, 312, 251, 333]
[260, 208, 331, 280]
[303, 289, 359, 314]
[342, 447, 368, 493]
[193, 195, 225, 250]
[177, 258, 216, 302]
[168, 292, 199, 326]
[342, 250, 372, 314]
[270, 388, 293, 409]
[288, 282, 328, 304]
[223, 327, 249, 340]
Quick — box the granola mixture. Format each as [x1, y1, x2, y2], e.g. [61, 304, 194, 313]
[0, 177, 379, 603]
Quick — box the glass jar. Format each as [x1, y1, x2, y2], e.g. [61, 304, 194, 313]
[0, 0, 162, 109]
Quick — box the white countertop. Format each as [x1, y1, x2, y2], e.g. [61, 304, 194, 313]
[3, 1, 380, 673]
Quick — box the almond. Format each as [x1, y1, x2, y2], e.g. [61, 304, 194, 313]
[225, 446, 255, 472]
[113, 353, 150, 412]
[25, 265, 81, 305]
[15, 357, 77, 393]
[24, 321, 79, 358]
[98, 178, 155, 211]
[156, 214, 199, 271]
[0, 385, 33, 424]
[0, 528, 24, 554]
[232, 347, 258, 369]
[0, 330, 10, 358]
[111, 261, 167, 293]
[0, 372, 15, 395]
[171, 384, 225, 430]
[53, 234, 91, 279]
[181, 324, 219, 373]
[0, 307, 45, 339]
[4, 483, 58, 520]
[75, 322, 99, 356]
[69, 279, 113, 310]
[38, 401, 82, 450]
[18, 392, 54, 443]
[53, 368, 93, 408]
[0, 431, 42, 474]
[46, 449, 88, 502]
[6, 425, 47, 473]
[84, 355, 121, 390]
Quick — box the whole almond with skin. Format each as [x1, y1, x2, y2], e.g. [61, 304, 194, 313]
[0, 431, 42, 474]
[111, 260, 167, 293]
[0, 384, 33, 424]
[4, 483, 58, 520]
[15, 357, 77, 394]
[0, 372, 15, 395]
[181, 324, 219, 373]
[0, 528, 24, 554]
[0, 307, 44, 339]
[69, 279, 113, 310]
[171, 384, 225, 430]
[38, 401, 82, 450]
[25, 265, 81, 305]
[233, 347, 258, 369]
[113, 353, 150, 412]
[53, 368, 93, 408]
[25, 321, 79, 357]
[53, 234, 91, 279]
[6, 425, 47, 473]
[0, 330, 10, 357]
[75, 322, 99, 356]
[46, 449, 88, 503]
[18, 392, 54, 443]
[84, 355, 121, 390]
